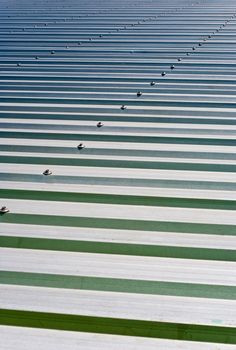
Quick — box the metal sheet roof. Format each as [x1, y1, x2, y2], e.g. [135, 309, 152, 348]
[0, 0, 236, 348]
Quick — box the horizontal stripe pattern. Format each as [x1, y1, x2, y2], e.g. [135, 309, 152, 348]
[0, 0, 236, 348]
[1, 326, 236, 350]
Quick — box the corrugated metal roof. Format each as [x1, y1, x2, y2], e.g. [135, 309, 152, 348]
[0, 0, 236, 348]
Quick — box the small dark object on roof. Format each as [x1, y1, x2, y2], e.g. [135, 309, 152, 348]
[43, 169, 52, 176]
[77, 143, 85, 150]
[121, 105, 127, 110]
[170, 65, 175, 69]
[137, 91, 142, 97]
[161, 71, 166, 76]
[150, 81, 156, 86]
[0, 206, 9, 214]
[97, 121, 104, 127]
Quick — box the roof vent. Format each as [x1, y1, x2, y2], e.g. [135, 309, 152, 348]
[170, 65, 175, 69]
[97, 121, 104, 127]
[137, 91, 142, 97]
[121, 105, 127, 110]
[161, 71, 166, 76]
[51, 50, 55, 54]
[77, 143, 85, 150]
[150, 81, 156, 86]
[0, 206, 9, 214]
[43, 169, 52, 176]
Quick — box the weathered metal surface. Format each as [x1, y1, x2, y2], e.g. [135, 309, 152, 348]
[0, 0, 236, 348]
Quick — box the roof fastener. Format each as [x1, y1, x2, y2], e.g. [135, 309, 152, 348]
[137, 91, 142, 97]
[161, 71, 166, 76]
[97, 121, 104, 127]
[121, 105, 127, 110]
[51, 50, 55, 54]
[198, 43, 202, 46]
[43, 169, 52, 176]
[170, 65, 175, 69]
[17, 63, 21, 66]
[192, 47, 196, 50]
[77, 143, 85, 150]
[177, 58, 182, 61]
[150, 81, 156, 86]
[0, 206, 9, 214]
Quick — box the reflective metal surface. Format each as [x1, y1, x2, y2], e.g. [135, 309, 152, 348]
[0, 0, 236, 348]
